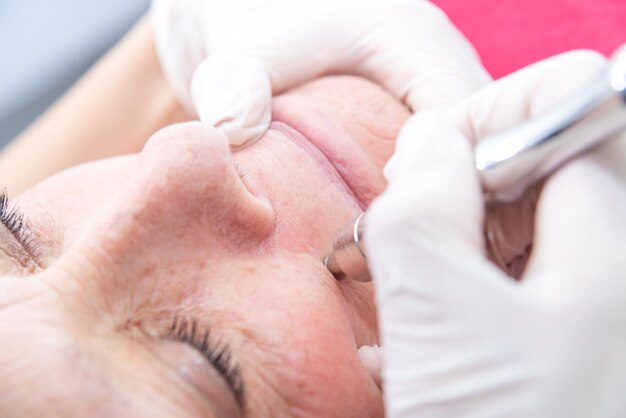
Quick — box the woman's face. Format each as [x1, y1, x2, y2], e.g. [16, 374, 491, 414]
[0, 76, 409, 417]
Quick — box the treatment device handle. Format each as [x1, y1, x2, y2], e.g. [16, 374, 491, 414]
[326, 44, 626, 282]
[476, 44, 626, 202]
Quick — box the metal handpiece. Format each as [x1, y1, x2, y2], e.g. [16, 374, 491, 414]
[477, 45, 626, 202]
[324, 213, 368, 281]
[325, 44, 626, 282]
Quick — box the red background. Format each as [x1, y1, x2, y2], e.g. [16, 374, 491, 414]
[431, 0, 626, 78]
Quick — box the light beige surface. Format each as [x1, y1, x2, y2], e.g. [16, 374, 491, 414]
[0, 16, 190, 196]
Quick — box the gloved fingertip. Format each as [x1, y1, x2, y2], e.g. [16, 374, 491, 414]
[358, 345, 384, 391]
[391, 112, 478, 185]
[403, 69, 491, 113]
[220, 120, 269, 150]
[383, 156, 398, 181]
[367, 112, 485, 265]
[191, 54, 272, 149]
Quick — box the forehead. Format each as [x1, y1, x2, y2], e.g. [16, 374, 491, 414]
[0, 294, 113, 415]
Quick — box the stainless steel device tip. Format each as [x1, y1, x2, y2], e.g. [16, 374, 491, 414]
[324, 213, 370, 282]
[324, 254, 344, 278]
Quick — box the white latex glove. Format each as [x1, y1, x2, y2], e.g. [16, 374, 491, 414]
[152, 0, 491, 147]
[367, 50, 626, 418]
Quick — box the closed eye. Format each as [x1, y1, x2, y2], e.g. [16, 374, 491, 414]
[167, 317, 246, 408]
[0, 188, 41, 266]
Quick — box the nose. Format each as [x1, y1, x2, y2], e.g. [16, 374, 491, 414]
[45, 122, 275, 318]
[129, 122, 275, 246]
[55, 123, 275, 279]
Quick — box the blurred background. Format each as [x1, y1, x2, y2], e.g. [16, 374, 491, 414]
[0, 0, 149, 149]
[1, 0, 624, 151]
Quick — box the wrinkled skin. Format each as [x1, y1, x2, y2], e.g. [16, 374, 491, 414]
[0, 76, 410, 417]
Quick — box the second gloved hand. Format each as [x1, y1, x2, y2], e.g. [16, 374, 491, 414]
[368, 50, 626, 417]
[152, 0, 490, 147]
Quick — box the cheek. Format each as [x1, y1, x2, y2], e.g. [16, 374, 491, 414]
[206, 258, 381, 416]
[253, 282, 380, 416]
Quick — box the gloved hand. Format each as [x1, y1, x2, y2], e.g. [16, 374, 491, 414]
[152, 0, 491, 147]
[367, 50, 626, 418]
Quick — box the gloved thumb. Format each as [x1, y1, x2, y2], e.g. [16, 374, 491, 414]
[358, 345, 384, 391]
[367, 113, 522, 415]
[191, 54, 272, 148]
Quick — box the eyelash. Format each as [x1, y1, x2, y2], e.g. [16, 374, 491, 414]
[168, 317, 245, 406]
[0, 189, 38, 257]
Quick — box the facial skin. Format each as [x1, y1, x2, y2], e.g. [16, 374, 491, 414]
[0, 76, 409, 417]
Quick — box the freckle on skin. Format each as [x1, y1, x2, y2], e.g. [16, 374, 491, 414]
[241, 266, 257, 275]
[193, 259, 208, 270]
[139, 265, 157, 278]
